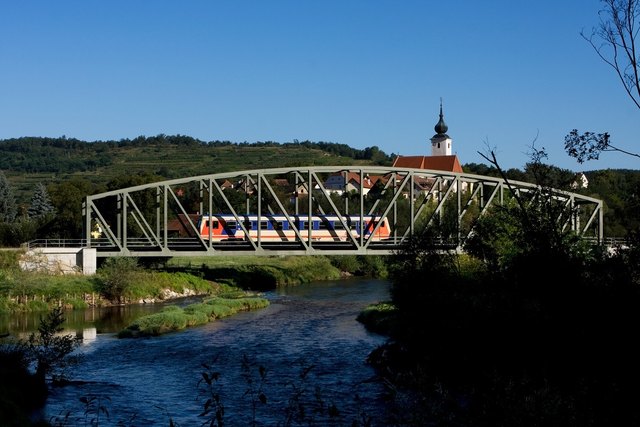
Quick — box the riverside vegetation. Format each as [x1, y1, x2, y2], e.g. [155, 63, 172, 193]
[357, 149, 640, 426]
[0, 252, 387, 425]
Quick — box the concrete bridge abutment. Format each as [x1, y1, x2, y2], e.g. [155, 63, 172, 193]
[19, 247, 97, 275]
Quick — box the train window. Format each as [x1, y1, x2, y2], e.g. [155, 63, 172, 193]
[260, 221, 268, 230]
[319, 221, 329, 230]
[272, 221, 283, 230]
[210, 221, 219, 229]
[300, 221, 308, 230]
[333, 221, 344, 230]
[243, 220, 253, 230]
[226, 221, 237, 229]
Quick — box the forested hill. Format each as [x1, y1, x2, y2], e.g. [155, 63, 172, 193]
[0, 135, 393, 176]
[0, 135, 393, 201]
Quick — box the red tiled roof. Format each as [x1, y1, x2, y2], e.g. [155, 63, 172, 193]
[167, 214, 200, 237]
[392, 155, 463, 173]
[220, 179, 234, 189]
[344, 172, 376, 189]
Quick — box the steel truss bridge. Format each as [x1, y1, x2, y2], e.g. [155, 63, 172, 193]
[82, 166, 604, 258]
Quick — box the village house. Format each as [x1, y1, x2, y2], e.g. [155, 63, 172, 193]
[323, 171, 377, 195]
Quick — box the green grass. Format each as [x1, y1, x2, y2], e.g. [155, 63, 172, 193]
[118, 294, 270, 338]
[114, 270, 216, 302]
[167, 255, 342, 288]
[0, 272, 98, 313]
[356, 301, 399, 335]
[0, 267, 221, 313]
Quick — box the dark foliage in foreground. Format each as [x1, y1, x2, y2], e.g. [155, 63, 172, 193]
[1, 307, 80, 426]
[374, 180, 640, 425]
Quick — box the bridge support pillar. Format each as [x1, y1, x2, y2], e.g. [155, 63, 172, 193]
[81, 248, 97, 275]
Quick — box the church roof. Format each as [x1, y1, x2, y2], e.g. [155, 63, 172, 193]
[432, 99, 449, 139]
[392, 154, 463, 173]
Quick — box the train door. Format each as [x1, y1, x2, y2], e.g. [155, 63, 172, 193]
[200, 217, 222, 240]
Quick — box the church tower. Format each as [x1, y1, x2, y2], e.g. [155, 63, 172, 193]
[430, 100, 452, 156]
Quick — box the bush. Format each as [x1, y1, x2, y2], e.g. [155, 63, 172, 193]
[328, 255, 360, 273]
[0, 249, 21, 270]
[356, 302, 398, 335]
[96, 257, 140, 303]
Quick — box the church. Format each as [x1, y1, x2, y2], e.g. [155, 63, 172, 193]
[322, 102, 464, 197]
[392, 102, 463, 173]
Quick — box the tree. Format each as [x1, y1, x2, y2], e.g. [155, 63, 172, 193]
[0, 170, 17, 223]
[565, 0, 640, 163]
[25, 306, 81, 383]
[47, 178, 101, 238]
[27, 182, 55, 219]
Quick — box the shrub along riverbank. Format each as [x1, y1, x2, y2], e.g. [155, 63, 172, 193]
[0, 252, 387, 313]
[164, 254, 388, 289]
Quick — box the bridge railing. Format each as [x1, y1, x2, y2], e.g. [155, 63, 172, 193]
[25, 239, 89, 249]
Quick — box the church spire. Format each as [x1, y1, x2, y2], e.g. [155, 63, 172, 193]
[433, 98, 449, 137]
[430, 98, 452, 156]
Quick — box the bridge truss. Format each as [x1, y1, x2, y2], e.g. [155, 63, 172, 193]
[83, 166, 604, 258]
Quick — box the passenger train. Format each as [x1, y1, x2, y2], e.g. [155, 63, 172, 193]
[197, 214, 391, 242]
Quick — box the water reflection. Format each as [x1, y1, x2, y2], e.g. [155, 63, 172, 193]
[0, 296, 205, 338]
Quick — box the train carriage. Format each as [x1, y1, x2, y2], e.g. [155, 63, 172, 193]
[197, 214, 391, 242]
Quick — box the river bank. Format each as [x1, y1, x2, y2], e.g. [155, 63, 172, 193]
[0, 253, 388, 314]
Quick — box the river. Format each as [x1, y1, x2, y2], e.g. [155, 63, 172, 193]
[35, 277, 392, 426]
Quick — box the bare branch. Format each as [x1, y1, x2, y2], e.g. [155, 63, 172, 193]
[584, 0, 640, 110]
[568, 1, 640, 163]
[477, 141, 530, 224]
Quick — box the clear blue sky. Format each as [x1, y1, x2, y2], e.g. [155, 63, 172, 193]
[1, 1, 637, 172]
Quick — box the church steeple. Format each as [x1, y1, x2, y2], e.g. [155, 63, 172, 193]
[430, 99, 452, 156]
[434, 99, 449, 137]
